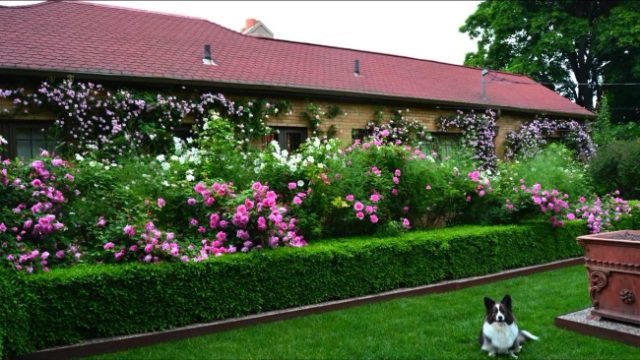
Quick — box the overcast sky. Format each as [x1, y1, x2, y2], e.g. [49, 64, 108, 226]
[0, 1, 482, 65]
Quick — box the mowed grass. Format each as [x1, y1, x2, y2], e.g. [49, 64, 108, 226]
[92, 266, 638, 359]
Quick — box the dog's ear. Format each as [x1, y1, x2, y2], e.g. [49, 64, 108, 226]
[484, 296, 495, 309]
[501, 295, 512, 309]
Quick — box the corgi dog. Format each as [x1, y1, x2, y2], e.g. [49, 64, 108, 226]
[479, 295, 539, 358]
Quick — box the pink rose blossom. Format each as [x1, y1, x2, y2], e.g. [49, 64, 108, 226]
[123, 225, 136, 237]
[345, 194, 354, 202]
[356, 211, 365, 220]
[157, 198, 166, 208]
[354, 201, 364, 211]
[370, 214, 379, 224]
[103, 242, 115, 250]
[370, 193, 380, 203]
[288, 182, 297, 190]
[187, 197, 196, 205]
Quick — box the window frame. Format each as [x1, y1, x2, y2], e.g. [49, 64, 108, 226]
[270, 126, 308, 152]
[0, 120, 54, 159]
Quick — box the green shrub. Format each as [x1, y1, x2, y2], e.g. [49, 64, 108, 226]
[590, 140, 640, 199]
[498, 143, 593, 198]
[0, 269, 31, 359]
[20, 222, 587, 352]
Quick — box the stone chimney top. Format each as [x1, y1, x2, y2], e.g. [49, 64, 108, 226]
[242, 18, 274, 38]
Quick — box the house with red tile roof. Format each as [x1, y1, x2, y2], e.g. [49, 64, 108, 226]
[0, 1, 593, 158]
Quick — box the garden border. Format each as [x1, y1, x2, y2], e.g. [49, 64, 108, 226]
[21, 257, 583, 360]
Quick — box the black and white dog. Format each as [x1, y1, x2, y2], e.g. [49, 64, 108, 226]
[479, 295, 539, 358]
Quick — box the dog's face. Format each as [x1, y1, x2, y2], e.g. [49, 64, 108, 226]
[484, 295, 514, 325]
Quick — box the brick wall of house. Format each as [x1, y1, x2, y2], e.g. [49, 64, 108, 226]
[263, 98, 537, 156]
[0, 78, 552, 157]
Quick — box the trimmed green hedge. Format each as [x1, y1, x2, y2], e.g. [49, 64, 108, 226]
[0, 221, 596, 358]
[0, 268, 30, 359]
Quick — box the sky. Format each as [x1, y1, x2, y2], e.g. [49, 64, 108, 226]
[0, 0, 482, 65]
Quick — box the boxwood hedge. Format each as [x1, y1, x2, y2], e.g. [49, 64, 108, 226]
[0, 220, 629, 358]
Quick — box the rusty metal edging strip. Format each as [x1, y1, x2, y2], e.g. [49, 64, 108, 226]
[19, 257, 584, 360]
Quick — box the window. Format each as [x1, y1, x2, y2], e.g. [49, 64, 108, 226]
[351, 128, 372, 142]
[0, 121, 54, 159]
[172, 124, 196, 141]
[429, 132, 462, 158]
[271, 126, 307, 152]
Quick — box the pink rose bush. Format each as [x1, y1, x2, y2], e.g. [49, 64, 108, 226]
[98, 180, 306, 265]
[0, 152, 81, 272]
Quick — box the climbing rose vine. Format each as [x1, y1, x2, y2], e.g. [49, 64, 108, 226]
[505, 118, 596, 161]
[0, 79, 288, 158]
[439, 109, 497, 171]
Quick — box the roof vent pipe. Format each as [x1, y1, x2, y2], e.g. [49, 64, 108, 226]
[481, 68, 489, 99]
[203, 44, 216, 65]
[354, 59, 360, 76]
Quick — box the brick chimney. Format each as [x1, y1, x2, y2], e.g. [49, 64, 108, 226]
[241, 18, 274, 38]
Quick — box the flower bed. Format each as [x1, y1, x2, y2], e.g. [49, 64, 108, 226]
[1, 221, 618, 358]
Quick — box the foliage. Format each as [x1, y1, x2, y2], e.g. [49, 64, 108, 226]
[226, 98, 290, 149]
[301, 103, 343, 137]
[20, 223, 587, 354]
[505, 118, 596, 161]
[499, 144, 593, 198]
[0, 268, 30, 360]
[590, 140, 640, 199]
[439, 109, 498, 170]
[0, 79, 291, 158]
[0, 152, 82, 273]
[365, 108, 432, 147]
[460, 0, 640, 111]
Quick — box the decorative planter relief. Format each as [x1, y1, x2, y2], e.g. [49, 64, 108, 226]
[578, 230, 640, 325]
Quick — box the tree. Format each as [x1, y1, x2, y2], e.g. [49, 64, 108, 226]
[460, 0, 640, 112]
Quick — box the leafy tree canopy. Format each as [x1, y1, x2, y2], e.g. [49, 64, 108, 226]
[461, 0, 640, 114]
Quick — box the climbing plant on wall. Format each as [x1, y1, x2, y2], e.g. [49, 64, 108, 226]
[439, 109, 497, 171]
[504, 118, 596, 161]
[365, 108, 432, 147]
[0, 78, 290, 158]
[301, 103, 343, 137]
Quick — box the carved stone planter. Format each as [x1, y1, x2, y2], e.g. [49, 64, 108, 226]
[578, 230, 640, 325]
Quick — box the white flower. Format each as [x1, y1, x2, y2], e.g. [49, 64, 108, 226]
[186, 174, 195, 182]
[161, 180, 170, 187]
[161, 162, 170, 171]
[297, 180, 304, 187]
[75, 154, 85, 161]
[0, 135, 7, 145]
[156, 154, 166, 162]
[89, 160, 97, 167]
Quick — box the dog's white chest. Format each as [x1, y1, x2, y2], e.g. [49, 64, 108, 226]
[483, 322, 519, 351]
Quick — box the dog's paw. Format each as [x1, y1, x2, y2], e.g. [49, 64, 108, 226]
[515, 345, 522, 353]
[488, 352, 496, 357]
[509, 352, 518, 359]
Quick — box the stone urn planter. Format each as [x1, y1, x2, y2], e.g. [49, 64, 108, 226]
[577, 230, 640, 325]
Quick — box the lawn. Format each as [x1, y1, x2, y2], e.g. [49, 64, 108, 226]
[92, 265, 638, 359]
